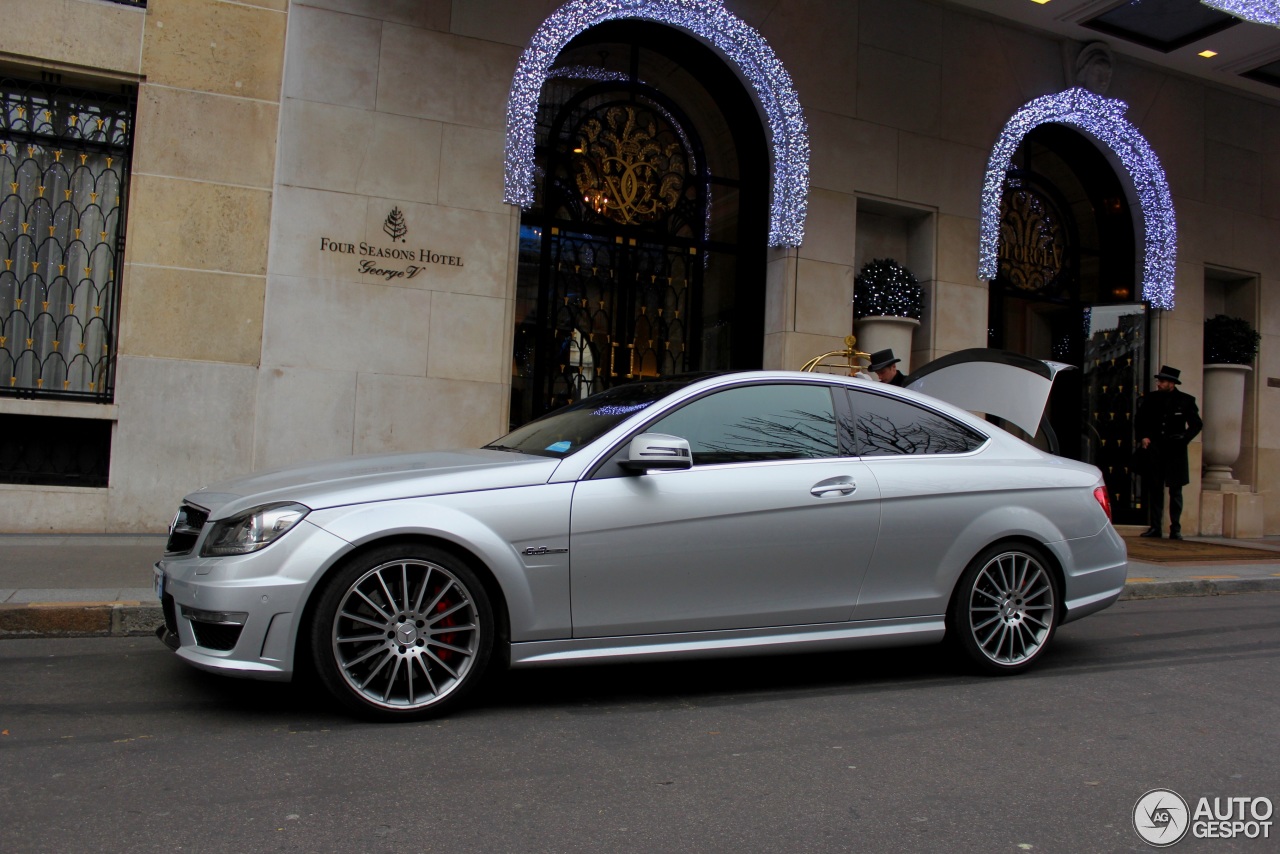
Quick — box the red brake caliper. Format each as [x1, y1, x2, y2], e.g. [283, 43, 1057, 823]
[435, 594, 455, 662]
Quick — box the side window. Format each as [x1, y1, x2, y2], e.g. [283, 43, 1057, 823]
[850, 390, 986, 456]
[649, 384, 840, 465]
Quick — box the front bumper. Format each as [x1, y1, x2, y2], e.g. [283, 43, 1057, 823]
[155, 519, 352, 681]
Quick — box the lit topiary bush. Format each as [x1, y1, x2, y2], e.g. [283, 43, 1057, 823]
[854, 258, 922, 320]
[1203, 314, 1260, 365]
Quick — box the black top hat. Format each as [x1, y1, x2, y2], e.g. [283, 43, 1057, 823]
[1154, 365, 1182, 384]
[867, 348, 900, 372]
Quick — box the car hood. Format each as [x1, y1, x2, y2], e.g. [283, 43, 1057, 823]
[907, 348, 1074, 437]
[185, 449, 561, 520]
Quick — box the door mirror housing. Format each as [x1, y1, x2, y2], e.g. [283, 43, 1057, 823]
[620, 433, 693, 472]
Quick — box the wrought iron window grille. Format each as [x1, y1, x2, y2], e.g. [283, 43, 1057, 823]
[1, 75, 136, 403]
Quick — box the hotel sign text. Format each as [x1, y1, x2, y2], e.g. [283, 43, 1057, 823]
[319, 237, 464, 282]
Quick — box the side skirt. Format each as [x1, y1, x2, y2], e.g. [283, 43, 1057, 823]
[509, 616, 945, 668]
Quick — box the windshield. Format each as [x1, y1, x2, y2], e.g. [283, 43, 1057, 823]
[485, 380, 698, 457]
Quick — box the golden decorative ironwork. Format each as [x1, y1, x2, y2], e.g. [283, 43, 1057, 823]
[573, 105, 686, 225]
[0, 81, 129, 399]
[1, 76, 132, 402]
[998, 185, 1066, 293]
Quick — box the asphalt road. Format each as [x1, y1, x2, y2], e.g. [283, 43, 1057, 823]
[2, 593, 1278, 853]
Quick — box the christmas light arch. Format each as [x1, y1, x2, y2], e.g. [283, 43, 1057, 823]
[978, 88, 1177, 309]
[1201, 0, 1280, 28]
[502, 0, 809, 247]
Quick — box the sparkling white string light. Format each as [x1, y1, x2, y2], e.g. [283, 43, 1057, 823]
[978, 87, 1177, 310]
[503, 0, 809, 247]
[854, 259, 923, 320]
[1201, 0, 1280, 27]
[546, 64, 631, 84]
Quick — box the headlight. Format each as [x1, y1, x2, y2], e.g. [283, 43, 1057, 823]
[200, 502, 310, 556]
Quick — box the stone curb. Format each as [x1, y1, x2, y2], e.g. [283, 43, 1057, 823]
[1119, 577, 1280, 600]
[1, 579, 1278, 639]
[0, 603, 163, 639]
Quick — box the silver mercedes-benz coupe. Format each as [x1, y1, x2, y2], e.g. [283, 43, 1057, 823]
[155, 359, 1126, 720]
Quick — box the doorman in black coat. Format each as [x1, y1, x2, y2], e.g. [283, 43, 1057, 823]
[868, 349, 909, 387]
[1134, 365, 1202, 539]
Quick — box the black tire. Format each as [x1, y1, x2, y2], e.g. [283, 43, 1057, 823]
[948, 542, 1060, 675]
[310, 543, 494, 721]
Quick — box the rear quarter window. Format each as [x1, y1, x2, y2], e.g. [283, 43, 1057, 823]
[848, 389, 986, 456]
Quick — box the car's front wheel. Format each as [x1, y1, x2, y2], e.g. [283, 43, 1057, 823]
[310, 544, 493, 720]
[949, 543, 1060, 675]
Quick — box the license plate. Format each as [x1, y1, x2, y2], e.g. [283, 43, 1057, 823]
[154, 567, 166, 601]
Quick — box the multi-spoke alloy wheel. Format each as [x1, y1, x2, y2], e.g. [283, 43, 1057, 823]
[949, 544, 1059, 675]
[311, 546, 493, 720]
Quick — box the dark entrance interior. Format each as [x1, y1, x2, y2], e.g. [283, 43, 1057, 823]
[509, 21, 769, 428]
[989, 124, 1148, 524]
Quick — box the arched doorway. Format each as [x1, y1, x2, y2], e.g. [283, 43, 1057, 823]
[989, 123, 1147, 523]
[508, 21, 769, 427]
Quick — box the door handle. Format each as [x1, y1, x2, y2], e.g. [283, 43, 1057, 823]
[810, 476, 856, 497]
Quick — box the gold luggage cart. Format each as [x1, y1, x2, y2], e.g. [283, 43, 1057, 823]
[799, 335, 873, 378]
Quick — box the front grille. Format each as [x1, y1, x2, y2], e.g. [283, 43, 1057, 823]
[165, 503, 208, 554]
[190, 621, 243, 652]
[161, 592, 178, 636]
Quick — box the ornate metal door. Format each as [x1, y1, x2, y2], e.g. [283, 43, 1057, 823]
[511, 88, 708, 426]
[1082, 303, 1147, 525]
[992, 165, 1146, 524]
[538, 230, 694, 401]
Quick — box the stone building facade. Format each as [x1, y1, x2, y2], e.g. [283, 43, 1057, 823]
[2, 0, 1279, 535]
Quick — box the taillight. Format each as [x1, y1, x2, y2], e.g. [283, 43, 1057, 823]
[1093, 485, 1112, 521]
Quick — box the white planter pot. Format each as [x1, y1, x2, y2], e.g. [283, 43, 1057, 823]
[854, 316, 920, 374]
[1202, 363, 1251, 485]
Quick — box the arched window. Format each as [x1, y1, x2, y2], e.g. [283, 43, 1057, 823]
[978, 88, 1176, 310]
[503, 0, 809, 248]
[508, 22, 768, 427]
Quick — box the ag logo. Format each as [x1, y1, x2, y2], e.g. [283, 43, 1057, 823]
[1134, 788, 1190, 847]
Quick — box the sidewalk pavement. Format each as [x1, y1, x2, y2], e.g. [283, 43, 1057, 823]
[2, 529, 1280, 639]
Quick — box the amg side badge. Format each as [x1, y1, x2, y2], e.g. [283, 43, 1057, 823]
[522, 546, 569, 556]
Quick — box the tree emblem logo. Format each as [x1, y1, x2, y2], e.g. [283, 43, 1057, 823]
[383, 207, 408, 242]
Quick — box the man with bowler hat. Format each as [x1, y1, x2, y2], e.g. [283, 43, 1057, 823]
[1135, 365, 1202, 539]
[868, 348, 909, 387]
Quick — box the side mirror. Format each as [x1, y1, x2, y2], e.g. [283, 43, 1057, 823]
[619, 433, 693, 472]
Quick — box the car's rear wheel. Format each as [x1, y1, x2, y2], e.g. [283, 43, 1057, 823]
[949, 543, 1059, 675]
[310, 544, 493, 720]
